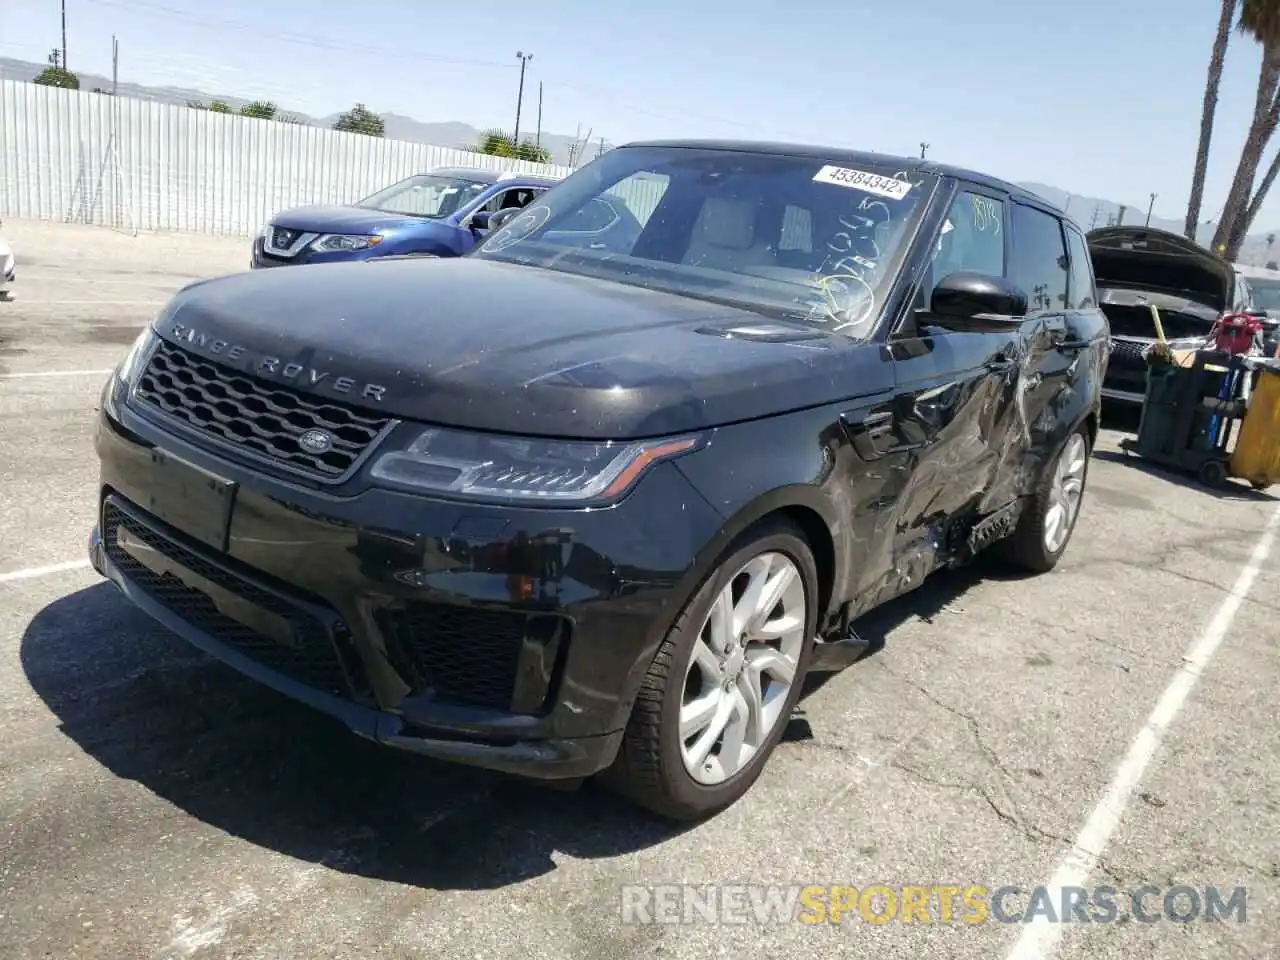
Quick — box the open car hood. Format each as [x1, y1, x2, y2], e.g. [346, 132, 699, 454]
[1087, 226, 1234, 314]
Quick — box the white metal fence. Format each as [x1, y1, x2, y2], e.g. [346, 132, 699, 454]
[0, 79, 574, 237]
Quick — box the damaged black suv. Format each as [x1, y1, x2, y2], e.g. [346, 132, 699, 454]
[91, 140, 1107, 820]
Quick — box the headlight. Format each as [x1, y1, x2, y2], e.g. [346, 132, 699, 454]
[369, 428, 702, 504]
[117, 327, 156, 386]
[312, 234, 383, 253]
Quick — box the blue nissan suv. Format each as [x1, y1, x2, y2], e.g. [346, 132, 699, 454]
[251, 167, 560, 268]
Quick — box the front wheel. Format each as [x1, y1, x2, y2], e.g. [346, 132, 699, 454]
[606, 518, 818, 821]
[997, 425, 1091, 573]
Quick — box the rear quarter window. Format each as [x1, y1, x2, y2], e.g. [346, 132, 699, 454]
[1064, 227, 1097, 309]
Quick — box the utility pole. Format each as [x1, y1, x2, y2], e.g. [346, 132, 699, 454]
[61, 0, 68, 69]
[111, 35, 118, 94]
[1116, 204, 1128, 226]
[1089, 203, 1101, 229]
[597, 136, 605, 159]
[919, 142, 929, 159]
[535, 82, 543, 150]
[513, 51, 533, 145]
[1145, 192, 1157, 227]
[567, 123, 581, 166]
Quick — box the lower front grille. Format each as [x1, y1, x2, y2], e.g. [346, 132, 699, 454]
[1109, 338, 1149, 365]
[102, 498, 361, 700]
[381, 603, 565, 712]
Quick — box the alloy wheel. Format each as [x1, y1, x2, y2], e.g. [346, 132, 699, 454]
[1044, 432, 1087, 554]
[678, 551, 807, 785]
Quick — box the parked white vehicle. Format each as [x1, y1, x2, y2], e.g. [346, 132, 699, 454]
[0, 219, 14, 301]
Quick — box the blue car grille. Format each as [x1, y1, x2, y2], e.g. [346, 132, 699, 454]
[270, 226, 301, 249]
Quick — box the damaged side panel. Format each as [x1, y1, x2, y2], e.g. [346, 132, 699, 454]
[843, 328, 1026, 615]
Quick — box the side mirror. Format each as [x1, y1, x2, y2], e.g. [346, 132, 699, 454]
[468, 210, 491, 231]
[929, 271, 1028, 330]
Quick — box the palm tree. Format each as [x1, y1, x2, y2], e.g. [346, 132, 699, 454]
[1243, 156, 1280, 238]
[476, 129, 517, 157]
[473, 129, 552, 164]
[1186, 0, 1238, 239]
[1212, 0, 1280, 259]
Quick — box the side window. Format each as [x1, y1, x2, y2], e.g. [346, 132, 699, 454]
[1064, 227, 1097, 309]
[483, 187, 539, 215]
[604, 171, 670, 227]
[931, 190, 1005, 279]
[1010, 205, 1069, 314]
[779, 205, 813, 254]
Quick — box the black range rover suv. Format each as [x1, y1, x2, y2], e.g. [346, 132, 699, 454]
[92, 141, 1108, 820]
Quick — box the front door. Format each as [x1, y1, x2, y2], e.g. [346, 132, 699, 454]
[850, 186, 1022, 608]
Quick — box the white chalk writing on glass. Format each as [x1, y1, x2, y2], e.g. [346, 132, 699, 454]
[970, 196, 1002, 234]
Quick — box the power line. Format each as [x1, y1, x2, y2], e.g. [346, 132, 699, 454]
[82, 0, 520, 70]
[80, 0, 815, 141]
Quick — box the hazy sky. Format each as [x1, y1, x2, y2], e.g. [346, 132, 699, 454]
[2, 0, 1275, 228]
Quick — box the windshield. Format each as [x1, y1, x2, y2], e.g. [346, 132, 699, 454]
[358, 174, 490, 218]
[1248, 276, 1280, 311]
[472, 145, 934, 338]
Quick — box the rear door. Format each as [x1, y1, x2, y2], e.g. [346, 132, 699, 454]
[983, 201, 1074, 505]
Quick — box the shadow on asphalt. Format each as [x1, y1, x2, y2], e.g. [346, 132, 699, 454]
[1091, 449, 1277, 502]
[22, 563, 1014, 892]
[1096, 402, 1277, 501]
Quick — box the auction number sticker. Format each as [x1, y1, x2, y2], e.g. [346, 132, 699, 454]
[812, 166, 912, 200]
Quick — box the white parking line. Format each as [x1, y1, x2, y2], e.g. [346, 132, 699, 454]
[17, 275, 189, 285]
[0, 559, 93, 584]
[0, 368, 112, 380]
[1006, 502, 1280, 960]
[30, 299, 163, 305]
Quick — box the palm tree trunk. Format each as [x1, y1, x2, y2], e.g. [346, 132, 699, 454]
[1213, 43, 1280, 258]
[1225, 144, 1280, 253]
[1187, 0, 1238, 240]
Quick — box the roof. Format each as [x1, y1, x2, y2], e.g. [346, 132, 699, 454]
[422, 166, 560, 186]
[619, 139, 1058, 212]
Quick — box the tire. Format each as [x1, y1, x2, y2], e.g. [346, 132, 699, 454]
[606, 517, 819, 821]
[997, 423, 1091, 573]
[1198, 459, 1228, 488]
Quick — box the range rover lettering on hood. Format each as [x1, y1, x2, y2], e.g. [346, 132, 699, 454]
[167, 321, 387, 402]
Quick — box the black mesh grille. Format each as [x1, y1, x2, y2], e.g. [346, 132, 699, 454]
[1109, 338, 1148, 365]
[102, 499, 357, 699]
[382, 604, 530, 711]
[135, 339, 391, 479]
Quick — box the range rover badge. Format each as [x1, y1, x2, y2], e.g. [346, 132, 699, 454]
[299, 429, 334, 455]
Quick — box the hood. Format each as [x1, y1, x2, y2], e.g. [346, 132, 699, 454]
[1087, 226, 1234, 313]
[157, 258, 887, 440]
[270, 204, 443, 234]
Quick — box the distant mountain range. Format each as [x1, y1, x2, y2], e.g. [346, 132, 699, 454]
[2, 56, 1277, 264]
[1018, 181, 1279, 267]
[0, 57, 614, 166]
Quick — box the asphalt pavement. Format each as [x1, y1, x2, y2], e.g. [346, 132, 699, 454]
[1, 218, 1277, 960]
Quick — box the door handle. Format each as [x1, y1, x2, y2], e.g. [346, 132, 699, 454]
[841, 410, 897, 461]
[986, 349, 1017, 373]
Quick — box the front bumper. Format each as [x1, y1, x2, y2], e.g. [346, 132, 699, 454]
[91, 377, 725, 778]
[250, 237, 294, 269]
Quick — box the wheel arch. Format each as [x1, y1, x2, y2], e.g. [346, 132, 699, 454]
[604, 483, 845, 735]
